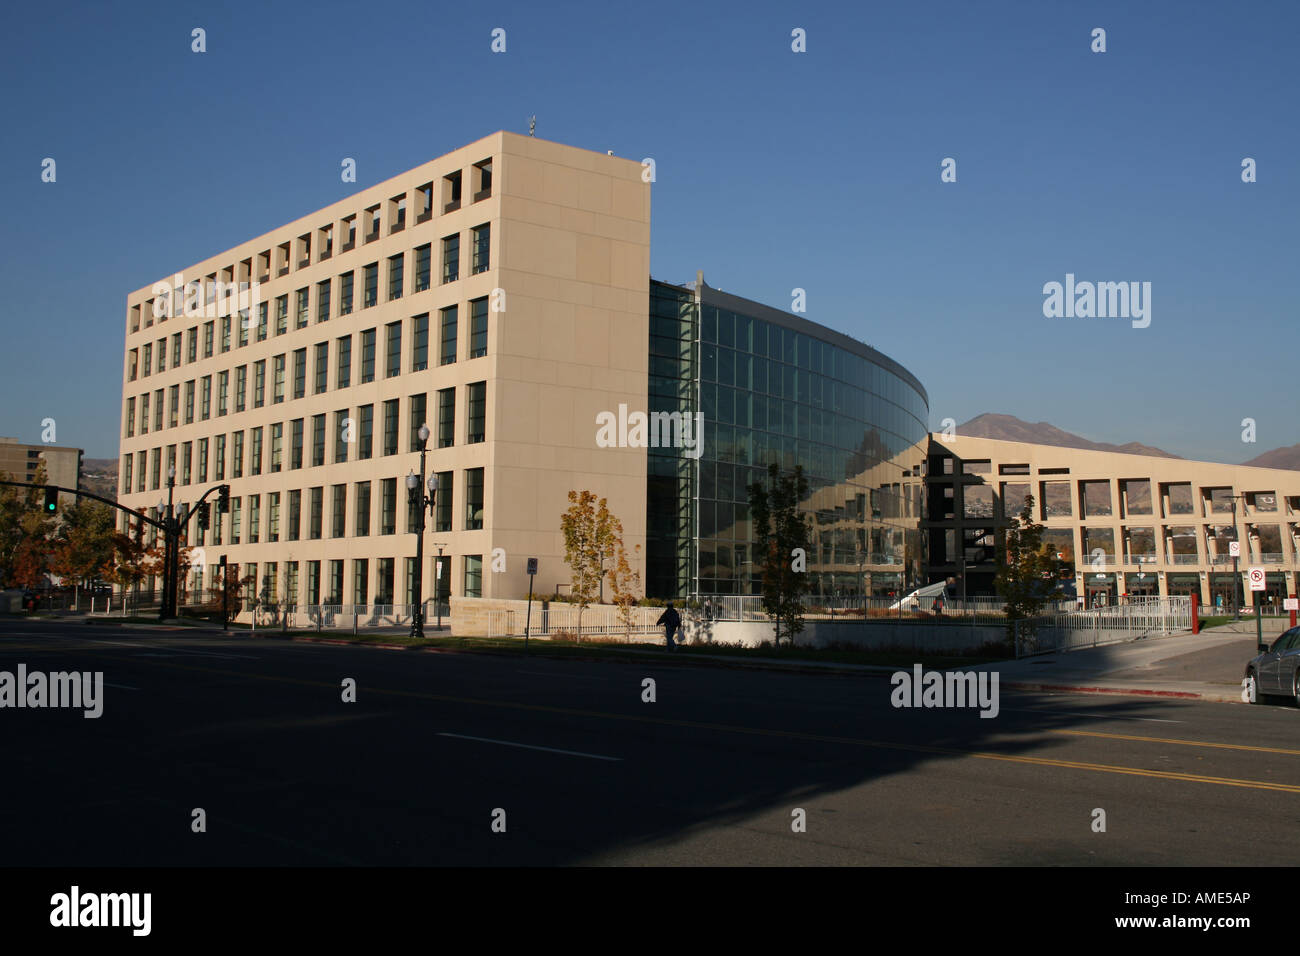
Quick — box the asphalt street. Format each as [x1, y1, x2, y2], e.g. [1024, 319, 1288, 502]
[3, 619, 1298, 866]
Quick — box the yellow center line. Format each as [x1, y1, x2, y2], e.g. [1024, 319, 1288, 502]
[1053, 728, 1300, 756]
[77, 655, 1300, 795]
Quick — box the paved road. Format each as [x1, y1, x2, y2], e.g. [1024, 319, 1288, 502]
[2, 620, 1298, 865]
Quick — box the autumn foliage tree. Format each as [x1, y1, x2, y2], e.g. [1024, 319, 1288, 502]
[0, 465, 57, 590]
[994, 494, 1064, 638]
[49, 499, 118, 604]
[747, 463, 813, 647]
[607, 541, 642, 638]
[560, 490, 623, 634]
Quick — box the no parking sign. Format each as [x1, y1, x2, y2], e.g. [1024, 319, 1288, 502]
[1248, 567, 1266, 591]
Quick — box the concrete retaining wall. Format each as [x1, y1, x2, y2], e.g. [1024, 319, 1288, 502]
[683, 617, 1007, 653]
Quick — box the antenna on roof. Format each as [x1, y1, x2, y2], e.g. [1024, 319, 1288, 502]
[528, 115, 536, 137]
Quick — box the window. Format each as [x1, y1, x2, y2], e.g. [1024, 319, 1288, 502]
[154, 389, 164, 430]
[411, 314, 429, 371]
[334, 410, 349, 463]
[465, 467, 484, 529]
[471, 223, 490, 274]
[187, 327, 197, 363]
[142, 344, 152, 376]
[469, 297, 488, 358]
[197, 438, 208, 483]
[231, 431, 244, 478]
[296, 288, 309, 328]
[254, 360, 266, 407]
[171, 333, 182, 367]
[248, 494, 261, 543]
[381, 478, 397, 535]
[473, 159, 492, 200]
[442, 234, 459, 283]
[385, 321, 401, 377]
[382, 399, 399, 456]
[417, 182, 434, 223]
[388, 254, 403, 300]
[150, 448, 161, 489]
[125, 397, 135, 437]
[311, 413, 326, 466]
[361, 329, 376, 383]
[237, 310, 249, 347]
[363, 263, 378, 308]
[275, 294, 288, 335]
[314, 342, 328, 393]
[203, 322, 214, 358]
[200, 376, 211, 420]
[365, 205, 380, 242]
[340, 271, 354, 315]
[437, 388, 455, 448]
[128, 350, 138, 382]
[214, 434, 225, 481]
[442, 170, 462, 213]
[354, 559, 368, 606]
[309, 488, 323, 540]
[393, 195, 406, 232]
[168, 384, 179, 427]
[355, 482, 371, 536]
[220, 316, 231, 353]
[336, 335, 352, 388]
[409, 393, 427, 451]
[181, 381, 193, 424]
[157, 338, 167, 372]
[234, 366, 247, 412]
[181, 442, 192, 485]
[434, 472, 452, 532]
[137, 450, 146, 492]
[414, 244, 431, 292]
[268, 492, 280, 542]
[231, 497, 242, 544]
[217, 371, 228, 416]
[250, 427, 263, 476]
[328, 560, 344, 603]
[140, 393, 150, 434]
[439, 306, 457, 365]
[464, 554, 482, 598]
[307, 561, 321, 605]
[359, 404, 374, 459]
[291, 418, 304, 469]
[270, 423, 283, 473]
[293, 348, 307, 399]
[467, 382, 486, 443]
[317, 278, 331, 323]
[287, 490, 301, 542]
[342, 215, 356, 252]
[273, 354, 286, 403]
[122, 456, 132, 494]
[257, 302, 268, 341]
[331, 484, 347, 538]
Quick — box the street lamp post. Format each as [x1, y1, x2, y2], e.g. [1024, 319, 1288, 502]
[406, 424, 437, 638]
[1228, 494, 1245, 622]
[158, 465, 177, 621]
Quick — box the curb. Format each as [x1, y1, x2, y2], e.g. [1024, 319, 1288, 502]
[1002, 680, 1240, 703]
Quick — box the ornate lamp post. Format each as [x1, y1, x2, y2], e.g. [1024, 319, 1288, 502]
[406, 424, 437, 637]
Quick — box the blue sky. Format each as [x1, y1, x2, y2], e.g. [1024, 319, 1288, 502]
[1, 0, 1295, 462]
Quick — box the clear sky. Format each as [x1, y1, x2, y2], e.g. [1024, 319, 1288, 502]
[1, 0, 1295, 463]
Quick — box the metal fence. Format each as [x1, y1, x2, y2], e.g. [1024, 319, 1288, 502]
[699, 594, 1075, 622]
[1015, 595, 1193, 657]
[486, 603, 666, 639]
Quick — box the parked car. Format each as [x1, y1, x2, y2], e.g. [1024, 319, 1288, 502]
[1244, 626, 1300, 704]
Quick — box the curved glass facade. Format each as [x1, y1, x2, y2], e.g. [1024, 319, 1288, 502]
[647, 280, 930, 600]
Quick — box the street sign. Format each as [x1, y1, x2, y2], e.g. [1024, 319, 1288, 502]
[527, 558, 538, 575]
[1248, 567, 1266, 591]
[1284, 598, 1298, 611]
[1229, 541, 1240, 557]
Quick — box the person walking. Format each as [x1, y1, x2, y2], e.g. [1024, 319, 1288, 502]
[657, 601, 682, 652]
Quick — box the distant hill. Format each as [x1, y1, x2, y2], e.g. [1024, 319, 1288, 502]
[954, 414, 1183, 459]
[80, 458, 118, 502]
[1242, 444, 1300, 471]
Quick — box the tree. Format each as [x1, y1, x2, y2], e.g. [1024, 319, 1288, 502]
[105, 516, 149, 607]
[994, 494, 1064, 637]
[0, 464, 56, 590]
[49, 499, 118, 605]
[747, 463, 813, 647]
[140, 538, 193, 611]
[607, 541, 642, 639]
[560, 490, 622, 634]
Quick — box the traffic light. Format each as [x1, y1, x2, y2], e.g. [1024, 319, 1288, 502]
[43, 487, 57, 514]
[197, 502, 210, 531]
[217, 484, 230, 513]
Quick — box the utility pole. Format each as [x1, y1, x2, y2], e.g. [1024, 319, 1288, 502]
[405, 424, 437, 638]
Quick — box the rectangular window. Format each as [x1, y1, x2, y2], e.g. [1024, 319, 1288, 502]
[414, 244, 431, 292]
[311, 413, 326, 466]
[128, 350, 138, 382]
[316, 278, 331, 323]
[467, 381, 486, 443]
[231, 431, 243, 478]
[125, 397, 136, 437]
[363, 263, 378, 308]
[434, 471, 452, 532]
[140, 393, 150, 434]
[382, 399, 399, 455]
[214, 434, 225, 481]
[199, 376, 211, 420]
[443, 171, 462, 213]
[339, 271, 354, 315]
[381, 478, 397, 535]
[186, 328, 197, 363]
[197, 438, 208, 483]
[203, 322, 214, 358]
[411, 314, 429, 371]
[254, 360, 266, 407]
[465, 467, 484, 530]
[469, 297, 487, 358]
[309, 487, 323, 540]
[287, 490, 301, 542]
[359, 404, 374, 460]
[275, 295, 288, 335]
[257, 302, 268, 341]
[268, 492, 281, 542]
[388, 254, 403, 300]
[437, 388, 455, 448]
[290, 418, 304, 469]
[355, 482, 371, 536]
[122, 456, 132, 495]
[181, 442, 192, 485]
[314, 342, 328, 393]
[327, 560, 344, 604]
[442, 234, 459, 284]
[471, 223, 490, 274]
[157, 338, 166, 372]
[231, 497, 241, 544]
[409, 393, 427, 451]
[235, 365, 246, 412]
[353, 559, 368, 606]
[296, 287, 309, 328]
[217, 370, 228, 416]
[439, 306, 457, 365]
[331, 484, 346, 538]
[220, 316, 231, 353]
[273, 354, 286, 403]
[334, 410, 349, 463]
[154, 389, 164, 431]
[464, 555, 482, 598]
[172, 333, 182, 367]
[473, 159, 493, 200]
[237, 310, 249, 347]
[385, 321, 401, 377]
[168, 384, 179, 428]
[293, 348, 307, 399]
[142, 344, 152, 377]
[336, 335, 352, 389]
[248, 494, 261, 543]
[360, 329, 376, 383]
[270, 423, 282, 473]
[250, 427, 263, 476]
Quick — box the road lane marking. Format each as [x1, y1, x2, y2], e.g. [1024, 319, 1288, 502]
[112, 656, 1300, 794]
[438, 732, 621, 761]
[1003, 707, 1182, 723]
[103, 682, 139, 691]
[515, 670, 608, 681]
[1053, 729, 1300, 756]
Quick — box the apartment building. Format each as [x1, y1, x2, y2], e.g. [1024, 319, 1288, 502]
[117, 131, 650, 611]
[0, 437, 82, 508]
[926, 434, 1300, 608]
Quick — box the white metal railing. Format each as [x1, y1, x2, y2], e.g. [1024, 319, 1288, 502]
[697, 594, 1077, 622]
[486, 602, 666, 638]
[1016, 595, 1193, 657]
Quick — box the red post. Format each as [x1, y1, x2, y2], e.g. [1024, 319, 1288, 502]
[1191, 592, 1200, 634]
[1290, 594, 1297, 629]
